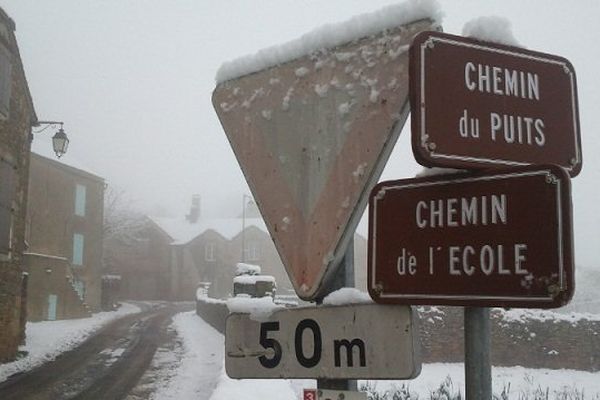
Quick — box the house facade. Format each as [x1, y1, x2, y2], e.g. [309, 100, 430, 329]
[25, 152, 105, 320]
[0, 8, 37, 361]
[109, 197, 368, 302]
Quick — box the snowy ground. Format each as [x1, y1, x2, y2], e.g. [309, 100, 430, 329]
[158, 311, 600, 400]
[0, 302, 141, 383]
[364, 364, 600, 399]
[3, 305, 598, 399]
[148, 311, 224, 400]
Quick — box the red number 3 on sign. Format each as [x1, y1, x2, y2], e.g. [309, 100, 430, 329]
[303, 389, 317, 400]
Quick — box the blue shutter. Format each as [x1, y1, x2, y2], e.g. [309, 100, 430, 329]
[73, 233, 84, 266]
[74, 184, 86, 216]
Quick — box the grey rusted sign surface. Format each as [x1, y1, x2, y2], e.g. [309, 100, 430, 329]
[368, 165, 574, 308]
[410, 31, 582, 176]
[213, 19, 438, 300]
[225, 304, 421, 379]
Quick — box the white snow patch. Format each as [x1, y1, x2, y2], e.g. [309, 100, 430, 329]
[241, 88, 265, 109]
[362, 363, 600, 399]
[341, 197, 350, 208]
[201, 362, 600, 399]
[322, 288, 373, 306]
[236, 262, 261, 276]
[389, 43, 410, 59]
[219, 101, 237, 112]
[294, 67, 310, 78]
[261, 109, 272, 120]
[462, 16, 521, 47]
[150, 312, 224, 400]
[335, 51, 356, 62]
[233, 275, 276, 285]
[209, 367, 298, 400]
[215, 0, 443, 83]
[353, 162, 368, 179]
[330, 77, 342, 88]
[0, 303, 141, 383]
[415, 167, 465, 178]
[314, 83, 329, 97]
[499, 308, 600, 323]
[227, 296, 284, 322]
[282, 87, 294, 111]
[295, 66, 310, 77]
[338, 102, 352, 115]
[369, 87, 380, 103]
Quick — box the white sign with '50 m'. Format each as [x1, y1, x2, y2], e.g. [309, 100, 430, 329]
[225, 304, 421, 379]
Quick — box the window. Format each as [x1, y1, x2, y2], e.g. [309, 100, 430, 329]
[0, 156, 15, 258]
[205, 242, 216, 262]
[74, 184, 86, 216]
[72, 233, 84, 266]
[244, 241, 260, 262]
[0, 44, 11, 120]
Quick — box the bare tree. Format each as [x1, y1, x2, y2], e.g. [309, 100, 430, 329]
[103, 186, 148, 273]
[103, 186, 146, 244]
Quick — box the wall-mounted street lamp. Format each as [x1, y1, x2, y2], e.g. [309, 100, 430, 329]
[32, 120, 70, 158]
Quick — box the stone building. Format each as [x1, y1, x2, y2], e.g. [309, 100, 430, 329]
[25, 152, 105, 319]
[108, 196, 368, 301]
[0, 7, 37, 361]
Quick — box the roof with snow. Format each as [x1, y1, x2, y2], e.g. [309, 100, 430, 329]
[148, 216, 269, 245]
[215, 0, 442, 83]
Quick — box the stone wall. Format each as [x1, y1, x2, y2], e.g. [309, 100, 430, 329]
[196, 296, 228, 334]
[418, 307, 600, 371]
[193, 300, 600, 372]
[0, 7, 37, 362]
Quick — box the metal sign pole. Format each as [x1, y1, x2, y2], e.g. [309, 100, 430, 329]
[464, 307, 491, 400]
[317, 241, 358, 392]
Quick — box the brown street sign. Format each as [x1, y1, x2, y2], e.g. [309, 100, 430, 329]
[213, 19, 438, 300]
[368, 165, 574, 308]
[225, 304, 421, 379]
[410, 31, 582, 176]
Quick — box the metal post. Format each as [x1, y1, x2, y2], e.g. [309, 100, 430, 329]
[464, 307, 492, 400]
[317, 240, 358, 392]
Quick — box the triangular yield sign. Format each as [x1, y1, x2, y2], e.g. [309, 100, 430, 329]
[213, 19, 437, 300]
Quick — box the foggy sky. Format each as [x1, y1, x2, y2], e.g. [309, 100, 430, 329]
[2, 0, 599, 267]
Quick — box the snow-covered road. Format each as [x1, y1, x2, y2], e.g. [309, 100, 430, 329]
[0, 302, 141, 383]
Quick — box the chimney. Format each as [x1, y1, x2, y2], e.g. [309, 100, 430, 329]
[186, 194, 201, 223]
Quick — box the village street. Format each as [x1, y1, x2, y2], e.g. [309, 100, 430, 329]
[0, 303, 197, 400]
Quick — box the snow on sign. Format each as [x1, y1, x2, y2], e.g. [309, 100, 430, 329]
[410, 31, 582, 176]
[225, 304, 420, 379]
[368, 165, 574, 308]
[213, 16, 439, 300]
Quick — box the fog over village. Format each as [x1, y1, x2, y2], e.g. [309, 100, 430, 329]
[0, 1, 599, 399]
